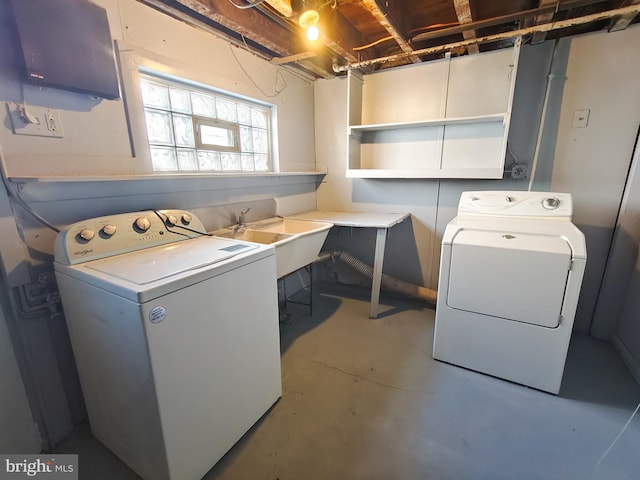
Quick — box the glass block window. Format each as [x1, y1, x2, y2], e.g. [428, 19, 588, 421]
[140, 73, 273, 173]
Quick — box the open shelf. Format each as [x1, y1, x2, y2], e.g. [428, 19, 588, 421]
[346, 40, 521, 179]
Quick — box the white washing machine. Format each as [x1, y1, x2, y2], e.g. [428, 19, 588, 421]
[54, 209, 282, 480]
[433, 191, 587, 394]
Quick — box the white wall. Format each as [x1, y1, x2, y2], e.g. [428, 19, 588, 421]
[314, 43, 551, 292]
[0, 0, 319, 448]
[546, 26, 640, 335]
[315, 26, 640, 337]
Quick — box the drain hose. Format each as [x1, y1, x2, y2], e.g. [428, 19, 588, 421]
[317, 250, 438, 305]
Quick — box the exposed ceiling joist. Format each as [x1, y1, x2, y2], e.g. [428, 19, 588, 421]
[335, 3, 640, 72]
[608, 0, 640, 31]
[531, 0, 560, 44]
[172, 0, 293, 55]
[453, 0, 480, 54]
[361, 0, 421, 63]
[412, 0, 607, 43]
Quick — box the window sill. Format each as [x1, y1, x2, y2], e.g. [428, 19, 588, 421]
[9, 171, 327, 202]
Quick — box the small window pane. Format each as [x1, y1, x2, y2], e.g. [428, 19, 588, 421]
[150, 146, 177, 171]
[197, 150, 221, 171]
[200, 124, 235, 148]
[221, 153, 241, 171]
[237, 104, 251, 125]
[177, 149, 197, 170]
[172, 114, 195, 147]
[169, 88, 191, 113]
[216, 98, 237, 122]
[145, 109, 173, 145]
[241, 154, 255, 171]
[252, 128, 268, 153]
[192, 92, 216, 117]
[251, 108, 268, 128]
[254, 154, 269, 171]
[239, 126, 253, 151]
[140, 79, 170, 109]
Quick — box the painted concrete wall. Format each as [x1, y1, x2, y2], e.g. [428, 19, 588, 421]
[546, 26, 640, 335]
[0, 0, 318, 448]
[0, 294, 40, 453]
[315, 25, 640, 336]
[598, 133, 640, 383]
[314, 42, 551, 296]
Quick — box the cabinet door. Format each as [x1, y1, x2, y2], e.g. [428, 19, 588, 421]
[361, 58, 449, 124]
[446, 48, 514, 118]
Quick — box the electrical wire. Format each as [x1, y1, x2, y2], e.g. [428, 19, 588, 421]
[591, 400, 640, 479]
[353, 22, 460, 52]
[152, 210, 212, 237]
[229, 35, 287, 98]
[0, 144, 61, 233]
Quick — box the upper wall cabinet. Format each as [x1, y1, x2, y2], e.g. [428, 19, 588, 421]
[347, 39, 521, 179]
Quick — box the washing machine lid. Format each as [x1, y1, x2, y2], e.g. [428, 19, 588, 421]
[84, 236, 259, 285]
[446, 229, 572, 328]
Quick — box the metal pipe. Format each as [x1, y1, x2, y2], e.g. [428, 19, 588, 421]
[333, 4, 640, 72]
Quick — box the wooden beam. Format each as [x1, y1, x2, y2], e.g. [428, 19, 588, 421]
[361, 0, 421, 63]
[531, 0, 560, 44]
[265, 0, 293, 18]
[453, 0, 480, 54]
[270, 51, 316, 64]
[171, 0, 295, 55]
[412, 0, 607, 43]
[335, 3, 640, 72]
[609, 0, 640, 32]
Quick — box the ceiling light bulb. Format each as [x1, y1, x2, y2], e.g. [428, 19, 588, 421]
[306, 25, 320, 41]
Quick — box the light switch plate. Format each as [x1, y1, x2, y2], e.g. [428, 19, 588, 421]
[7, 102, 64, 138]
[572, 109, 590, 128]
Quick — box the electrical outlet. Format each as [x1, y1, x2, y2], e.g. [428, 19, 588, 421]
[7, 102, 63, 138]
[511, 164, 528, 179]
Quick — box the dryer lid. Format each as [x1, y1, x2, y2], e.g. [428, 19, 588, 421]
[446, 229, 572, 328]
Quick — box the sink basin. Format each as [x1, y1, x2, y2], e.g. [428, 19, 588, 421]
[215, 229, 294, 245]
[211, 218, 333, 278]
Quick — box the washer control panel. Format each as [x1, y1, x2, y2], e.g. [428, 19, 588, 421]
[54, 209, 207, 265]
[458, 191, 573, 219]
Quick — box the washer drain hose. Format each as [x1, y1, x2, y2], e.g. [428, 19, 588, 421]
[318, 250, 437, 305]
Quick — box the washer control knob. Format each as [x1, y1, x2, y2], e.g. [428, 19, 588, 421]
[102, 224, 117, 237]
[181, 213, 192, 225]
[135, 217, 151, 232]
[166, 215, 178, 226]
[79, 229, 95, 241]
[542, 197, 560, 209]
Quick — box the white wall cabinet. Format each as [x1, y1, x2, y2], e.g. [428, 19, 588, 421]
[347, 39, 521, 178]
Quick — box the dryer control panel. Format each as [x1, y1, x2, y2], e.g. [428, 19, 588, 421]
[54, 209, 207, 265]
[457, 191, 573, 219]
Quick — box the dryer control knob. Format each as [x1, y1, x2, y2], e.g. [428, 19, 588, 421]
[135, 217, 151, 232]
[79, 229, 95, 241]
[166, 215, 178, 226]
[542, 197, 560, 209]
[181, 213, 192, 225]
[102, 224, 117, 236]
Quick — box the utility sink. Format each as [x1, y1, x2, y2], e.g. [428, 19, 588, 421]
[211, 218, 333, 278]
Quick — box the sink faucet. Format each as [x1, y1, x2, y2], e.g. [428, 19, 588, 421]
[234, 208, 251, 234]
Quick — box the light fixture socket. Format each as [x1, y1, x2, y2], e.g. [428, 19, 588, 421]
[298, 8, 319, 28]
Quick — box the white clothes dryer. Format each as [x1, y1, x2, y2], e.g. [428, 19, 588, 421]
[433, 191, 586, 394]
[54, 210, 281, 480]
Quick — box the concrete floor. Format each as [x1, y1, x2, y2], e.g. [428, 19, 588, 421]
[54, 286, 640, 480]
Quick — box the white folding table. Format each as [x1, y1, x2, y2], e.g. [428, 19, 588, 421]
[289, 210, 409, 318]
